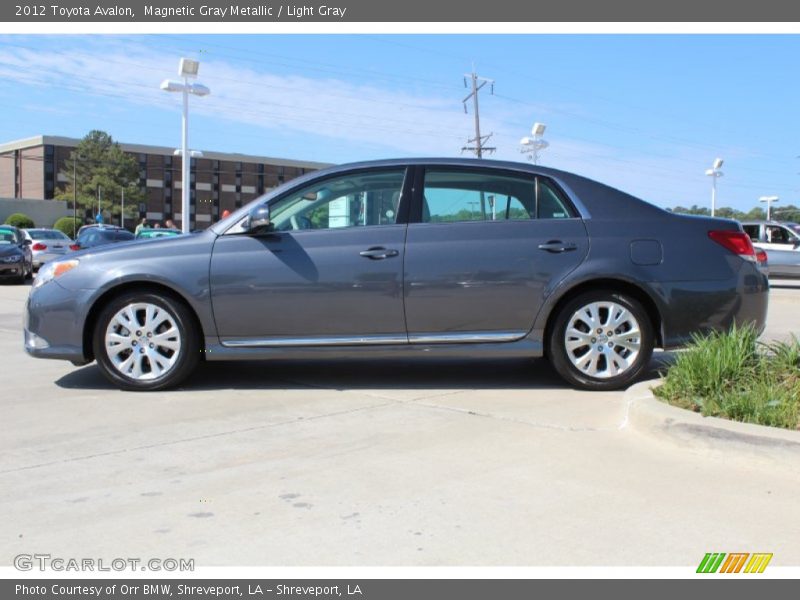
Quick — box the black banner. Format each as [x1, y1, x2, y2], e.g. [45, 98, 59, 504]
[4, 579, 800, 600]
[3, 0, 800, 22]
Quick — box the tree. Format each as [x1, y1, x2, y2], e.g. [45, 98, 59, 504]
[56, 130, 143, 224]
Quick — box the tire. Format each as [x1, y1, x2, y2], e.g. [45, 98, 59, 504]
[93, 291, 200, 391]
[548, 290, 654, 391]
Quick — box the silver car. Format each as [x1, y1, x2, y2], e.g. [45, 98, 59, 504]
[24, 159, 768, 392]
[22, 228, 72, 270]
[741, 220, 800, 278]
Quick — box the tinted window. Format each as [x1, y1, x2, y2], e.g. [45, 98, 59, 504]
[269, 169, 405, 231]
[766, 225, 798, 244]
[116, 231, 135, 241]
[421, 170, 574, 223]
[0, 229, 16, 244]
[28, 230, 70, 240]
[742, 225, 760, 241]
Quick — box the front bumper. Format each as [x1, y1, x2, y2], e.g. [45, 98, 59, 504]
[24, 280, 92, 363]
[0, 261, 24, 278]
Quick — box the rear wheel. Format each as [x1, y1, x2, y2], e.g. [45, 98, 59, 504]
[548, 290, 654, 391]
[93, 291, 200, 391]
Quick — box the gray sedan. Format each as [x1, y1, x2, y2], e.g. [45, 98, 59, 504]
[24, 158, 768, 391]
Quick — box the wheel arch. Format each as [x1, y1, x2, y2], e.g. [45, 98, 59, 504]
[82, 281, 206, 362]
[541, 278, 664, 358]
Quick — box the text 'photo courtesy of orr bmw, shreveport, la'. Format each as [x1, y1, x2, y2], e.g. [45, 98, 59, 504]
[24, 158, 768, 392]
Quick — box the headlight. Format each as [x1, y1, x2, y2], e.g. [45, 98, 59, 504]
[2, 255, 22, 263]
[33, 259, 79, 289]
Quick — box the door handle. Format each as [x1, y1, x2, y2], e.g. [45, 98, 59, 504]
[538, 240, 578, 253]
[359, 247, 399, 259]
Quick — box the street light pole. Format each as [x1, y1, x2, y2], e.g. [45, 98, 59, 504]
[704, 158, 724, 217]
[161, 58, 210, 234]
[759, 195, 779, 220]
[72, 156, 78, 237]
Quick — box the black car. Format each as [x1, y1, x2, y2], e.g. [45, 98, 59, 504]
[0, 225, 33, 283]
[69, 226, 135, 251]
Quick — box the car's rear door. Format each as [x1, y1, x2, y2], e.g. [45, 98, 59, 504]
[403, 165, 589, 342]
[209, 167, 411, 345]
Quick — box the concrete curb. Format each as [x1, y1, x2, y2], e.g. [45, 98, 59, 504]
[623, 379, 800, 466]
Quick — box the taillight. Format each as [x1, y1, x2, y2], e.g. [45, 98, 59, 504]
[69, 244, 80, 251]
[708, 230, 756, 262]
[756, 248, 768, 264]
[31, 242, 47, 251]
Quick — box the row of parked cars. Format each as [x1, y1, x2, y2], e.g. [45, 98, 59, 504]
[0, 223, 181, 283]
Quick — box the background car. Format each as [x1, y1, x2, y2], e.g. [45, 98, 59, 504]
[22, 228, 72, 270]
[25, 158, 768, 392]
[741, 220, 800, 278]
[69, 226, 135, 252]
[0, 225, 33, 283]
[135, 227, 182, 240]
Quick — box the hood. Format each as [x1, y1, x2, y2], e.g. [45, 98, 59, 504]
[0, 245, 22, 258]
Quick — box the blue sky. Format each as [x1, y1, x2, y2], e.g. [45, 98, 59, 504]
[0, 34, 798, 213]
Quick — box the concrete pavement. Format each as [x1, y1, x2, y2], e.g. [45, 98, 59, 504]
[1, 280, 799, 566]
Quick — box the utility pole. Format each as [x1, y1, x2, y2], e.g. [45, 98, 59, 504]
[461, 70, 495, 158]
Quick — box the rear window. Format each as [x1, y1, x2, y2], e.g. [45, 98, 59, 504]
[742, 225, 760, 242]
[28, 229, 69, 240]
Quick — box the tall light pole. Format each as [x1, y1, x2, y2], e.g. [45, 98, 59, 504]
[520, 122, 549, 165]
[161, 58, 210, 233]
[759, 195, 779, 221]
[705, 158, 724, 217]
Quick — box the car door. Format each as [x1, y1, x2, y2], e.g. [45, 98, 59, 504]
[210, 167, 411, 345]
[403, 166, 589, 342]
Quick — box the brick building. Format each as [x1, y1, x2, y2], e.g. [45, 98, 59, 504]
[0, 135, 331, 229]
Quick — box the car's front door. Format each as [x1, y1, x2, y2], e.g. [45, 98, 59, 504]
[403, 166, 589, 342]
[210, 168, 410, 345]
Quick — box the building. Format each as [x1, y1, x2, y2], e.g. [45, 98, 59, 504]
[0, 135, 331, 229]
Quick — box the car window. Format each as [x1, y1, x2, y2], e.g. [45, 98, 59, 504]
[116, 231, 135, 241]
[269, 169, 406, 231]
[30, 230, 69, 240]
[0, 229, 16, 244]
[766, 225, 797, 244]
[421, 169, 574, 223]
[742, 225, 760, 242]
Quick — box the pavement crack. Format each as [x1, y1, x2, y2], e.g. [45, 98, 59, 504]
[410, 400, 616, 432]
[0, 400, 397, 474]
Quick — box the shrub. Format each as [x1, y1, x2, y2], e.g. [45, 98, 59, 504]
[655, 325, 800, 430]
[53, 216, 82, 238]
[4, 212, 35, 228]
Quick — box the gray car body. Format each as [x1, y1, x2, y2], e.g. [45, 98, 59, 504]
[25, 158, 768, 367]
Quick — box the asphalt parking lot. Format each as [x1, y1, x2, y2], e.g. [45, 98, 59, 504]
[1, 280, 799, 567]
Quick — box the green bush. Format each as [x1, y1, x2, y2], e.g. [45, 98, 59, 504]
[53, 216, 82, 239]
[655, 325, 800, 430]
[4, 212, 35, 228]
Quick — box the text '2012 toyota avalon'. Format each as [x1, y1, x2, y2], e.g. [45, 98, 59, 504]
[24, 158, 768, 391]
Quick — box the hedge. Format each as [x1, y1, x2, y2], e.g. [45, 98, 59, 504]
[53, 216, 82, 238]
[4, 213, 35, 228]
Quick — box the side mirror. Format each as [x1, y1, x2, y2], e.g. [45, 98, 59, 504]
[245, 204, 272, 234]
[22, 238, 32, 246]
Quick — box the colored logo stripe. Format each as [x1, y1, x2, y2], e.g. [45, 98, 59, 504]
[744, 553, 773, 573]
[697, 552, 773, 573]
[719, 553, 749, 573]
[697, 553, 726, 573]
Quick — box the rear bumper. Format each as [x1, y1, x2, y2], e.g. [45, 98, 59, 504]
[656, 262, 768, 349]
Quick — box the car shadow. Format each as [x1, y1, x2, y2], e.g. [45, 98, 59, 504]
[54, 351, 676, 393]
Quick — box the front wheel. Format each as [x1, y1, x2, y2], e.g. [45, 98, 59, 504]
[548, 290, 654, 391]
[93, 291, 200, 391]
